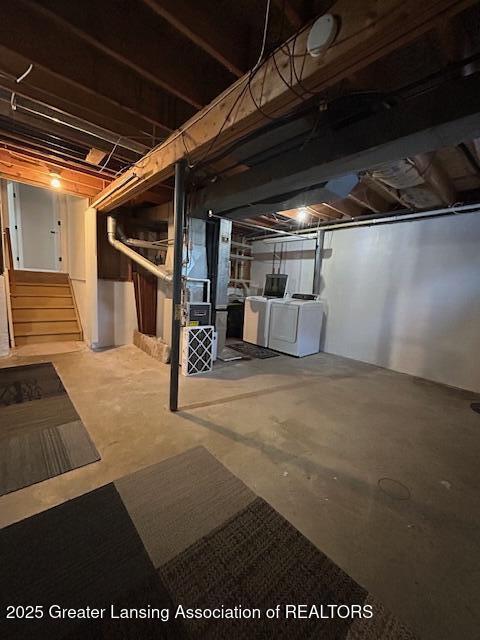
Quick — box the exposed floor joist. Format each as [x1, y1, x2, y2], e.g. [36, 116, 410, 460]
[0, 48, 161, 144]
[92, 0, 476, 212]
[196, 75, 480, 219]
[0, 1, 195, 131]
[0, 148, 108, 198]
[26, 0, 235, 110]
[142, 0, 249, 77]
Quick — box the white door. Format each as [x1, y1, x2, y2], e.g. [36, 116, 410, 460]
[15, 183, 61, 271]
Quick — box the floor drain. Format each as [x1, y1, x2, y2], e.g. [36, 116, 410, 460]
[378, 477, 411, 500]
[471, 403, 480, 415]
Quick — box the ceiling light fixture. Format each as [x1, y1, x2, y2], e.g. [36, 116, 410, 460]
[49, 172, 61, 189]
[297, 207, 308, 223]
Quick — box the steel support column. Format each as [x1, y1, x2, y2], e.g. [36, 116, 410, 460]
[169, 159, 187, 412]
[313, 229, 324, 295]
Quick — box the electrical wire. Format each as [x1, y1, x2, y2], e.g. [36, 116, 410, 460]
[99, 137, 122, 173]
[107, 0, 277, 180]
[188, 0, 274, 168]
[253, 0, 272, 73]
[10, 63, 34, 112]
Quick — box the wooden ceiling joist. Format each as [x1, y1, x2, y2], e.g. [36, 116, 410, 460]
[93, 0, 475, 212]
[0, 137, 116, 179]
[412, 152, 457, 205]
[0, 100, 140, 165]
[26, 0, 234, 110]
[0, 148, 108, 198]
[273, 0, 304, 30]
[0, 1, 194, 132]
[142, 0, 248, 77]
[0, 49, 161, 143]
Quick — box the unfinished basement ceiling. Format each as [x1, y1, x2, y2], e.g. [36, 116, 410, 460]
[0, 0, 311, 198]
[0, 1, 479, 215]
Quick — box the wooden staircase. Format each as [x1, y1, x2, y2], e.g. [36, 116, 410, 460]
[10, 270, 83, 346]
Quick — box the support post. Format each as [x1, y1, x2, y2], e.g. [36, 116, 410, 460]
[313, 229, 324, 295]
[169, 159, 187, 412]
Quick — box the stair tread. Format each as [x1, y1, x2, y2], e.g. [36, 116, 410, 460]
[11, 293, 72, 298]
[9, 274, 83, 344]
[13, 318, 77, 323]
[15, 334, 82, 345]
[15, 282, 70, 288]
[14, 328, 80, 337]
[12, 305, 75, 309]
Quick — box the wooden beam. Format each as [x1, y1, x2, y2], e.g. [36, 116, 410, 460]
[323, 199, 361, 218]
[412, 152, 457, 204]
[0, 1, 195, 131]
[473, 138, 480, 164]
[85, 149, 107, 166]
[27, 0, 234, 110]
[142, 0, 248, 77]
[93, 0, 475, 212]
[347, 179, 394, 214]
[0, 149, 108, 198]
[273, 0, 304, 30]
[362, 174, 411, 207]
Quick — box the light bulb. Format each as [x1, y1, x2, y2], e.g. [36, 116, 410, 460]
[297, 207, 308, 222]
[50, 176, 61, 189]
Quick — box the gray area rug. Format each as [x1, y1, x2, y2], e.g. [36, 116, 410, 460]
[0, 363, 100, 496]
[1, 446, 417, 639]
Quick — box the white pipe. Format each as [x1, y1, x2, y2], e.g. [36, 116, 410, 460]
[107, 216, 172, 282]
[248, 203, 480, 242]
[125, 238, 168, 250]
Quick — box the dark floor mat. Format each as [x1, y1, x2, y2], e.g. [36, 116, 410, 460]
[1, 484, 183, 640]
[0, 363, 100, 496]
[0, 362, 65, 406]
[229, 342, 280, 359]
[1, 447, 417, 640]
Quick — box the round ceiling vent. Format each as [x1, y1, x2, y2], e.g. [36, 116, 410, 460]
[307, 14, 339, 58]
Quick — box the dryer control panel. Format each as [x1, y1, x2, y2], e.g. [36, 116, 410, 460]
[291, 293, 318, 301]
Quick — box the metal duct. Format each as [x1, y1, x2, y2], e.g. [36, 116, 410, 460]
[371, 159, 443, 208]
[107, 216, 172, 282]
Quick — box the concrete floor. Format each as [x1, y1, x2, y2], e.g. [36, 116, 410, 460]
[1, 344, 479, 640]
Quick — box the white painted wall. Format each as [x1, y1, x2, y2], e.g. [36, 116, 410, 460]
[250, 214, 480, 392]
[251, 238, 316, 295]
[97, 280, 138, 347]
[83, 207, 99, 348]
[65, 196, 89, 335]
[321, 214, 480, 392]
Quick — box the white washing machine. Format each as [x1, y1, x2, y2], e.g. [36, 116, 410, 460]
[268, 294, 325, 357]
[243, 274, 288, 347]
[243, 296, 274, 347]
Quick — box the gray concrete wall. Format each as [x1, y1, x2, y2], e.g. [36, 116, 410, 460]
[321, 214, 480, 392]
